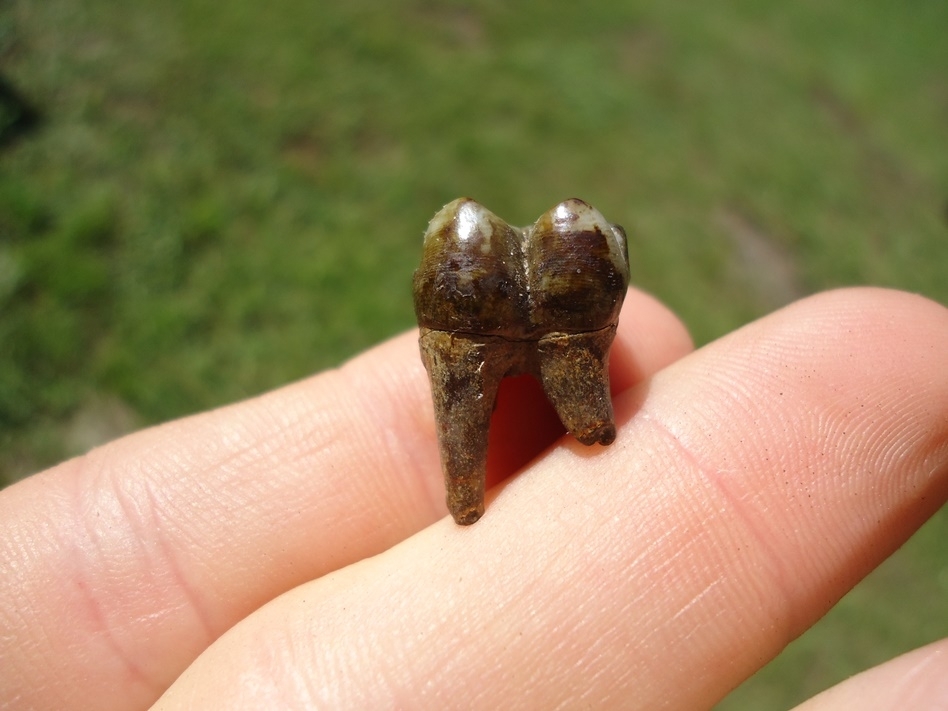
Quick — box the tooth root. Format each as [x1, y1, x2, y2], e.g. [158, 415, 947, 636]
[537, 326, 618, 446]
[418, 330, 510, 525]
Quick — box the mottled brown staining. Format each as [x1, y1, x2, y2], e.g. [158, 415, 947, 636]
[413, 199, 526, 338]
[413, 198, 630, 525]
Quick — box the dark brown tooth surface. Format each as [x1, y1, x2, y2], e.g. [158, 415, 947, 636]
[525, 199, 630, 335]
[413, 198, 630, 524]
[417, 330, 523, 526]
[413, 198, 529, 340]
[536, 327, 618, 447]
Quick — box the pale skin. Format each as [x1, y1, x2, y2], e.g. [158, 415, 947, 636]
[1, 287, 947, 710]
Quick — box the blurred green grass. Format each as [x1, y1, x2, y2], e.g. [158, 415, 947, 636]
[1, 0, 946, 707]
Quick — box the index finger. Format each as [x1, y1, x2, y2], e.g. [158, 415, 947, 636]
[0, 287, 692, 711]
[153, 288, 948, 710]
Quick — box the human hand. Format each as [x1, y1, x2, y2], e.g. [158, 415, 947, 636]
[1, 287, 946, 710]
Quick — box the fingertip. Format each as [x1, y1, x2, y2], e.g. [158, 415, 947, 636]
[791, 638, 948, 711]
[640, 285, 948, 621]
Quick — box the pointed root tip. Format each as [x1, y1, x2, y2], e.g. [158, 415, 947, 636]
[451, 503, 485, 525]
[576, 423, 617, 447]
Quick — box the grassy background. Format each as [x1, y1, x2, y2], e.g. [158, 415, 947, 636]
[1, 0, 946, 707]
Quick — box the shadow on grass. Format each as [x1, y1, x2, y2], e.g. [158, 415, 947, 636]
[0, 73, 41, 150]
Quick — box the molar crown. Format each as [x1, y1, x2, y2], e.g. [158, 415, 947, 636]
[526, 198, 630, 335]
[413, 198, 629, 340]
[413, 198, 529, 339]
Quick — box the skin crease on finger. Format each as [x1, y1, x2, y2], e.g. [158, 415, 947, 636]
[150, 288, 948, 711]
[0, 289, 693, 711]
